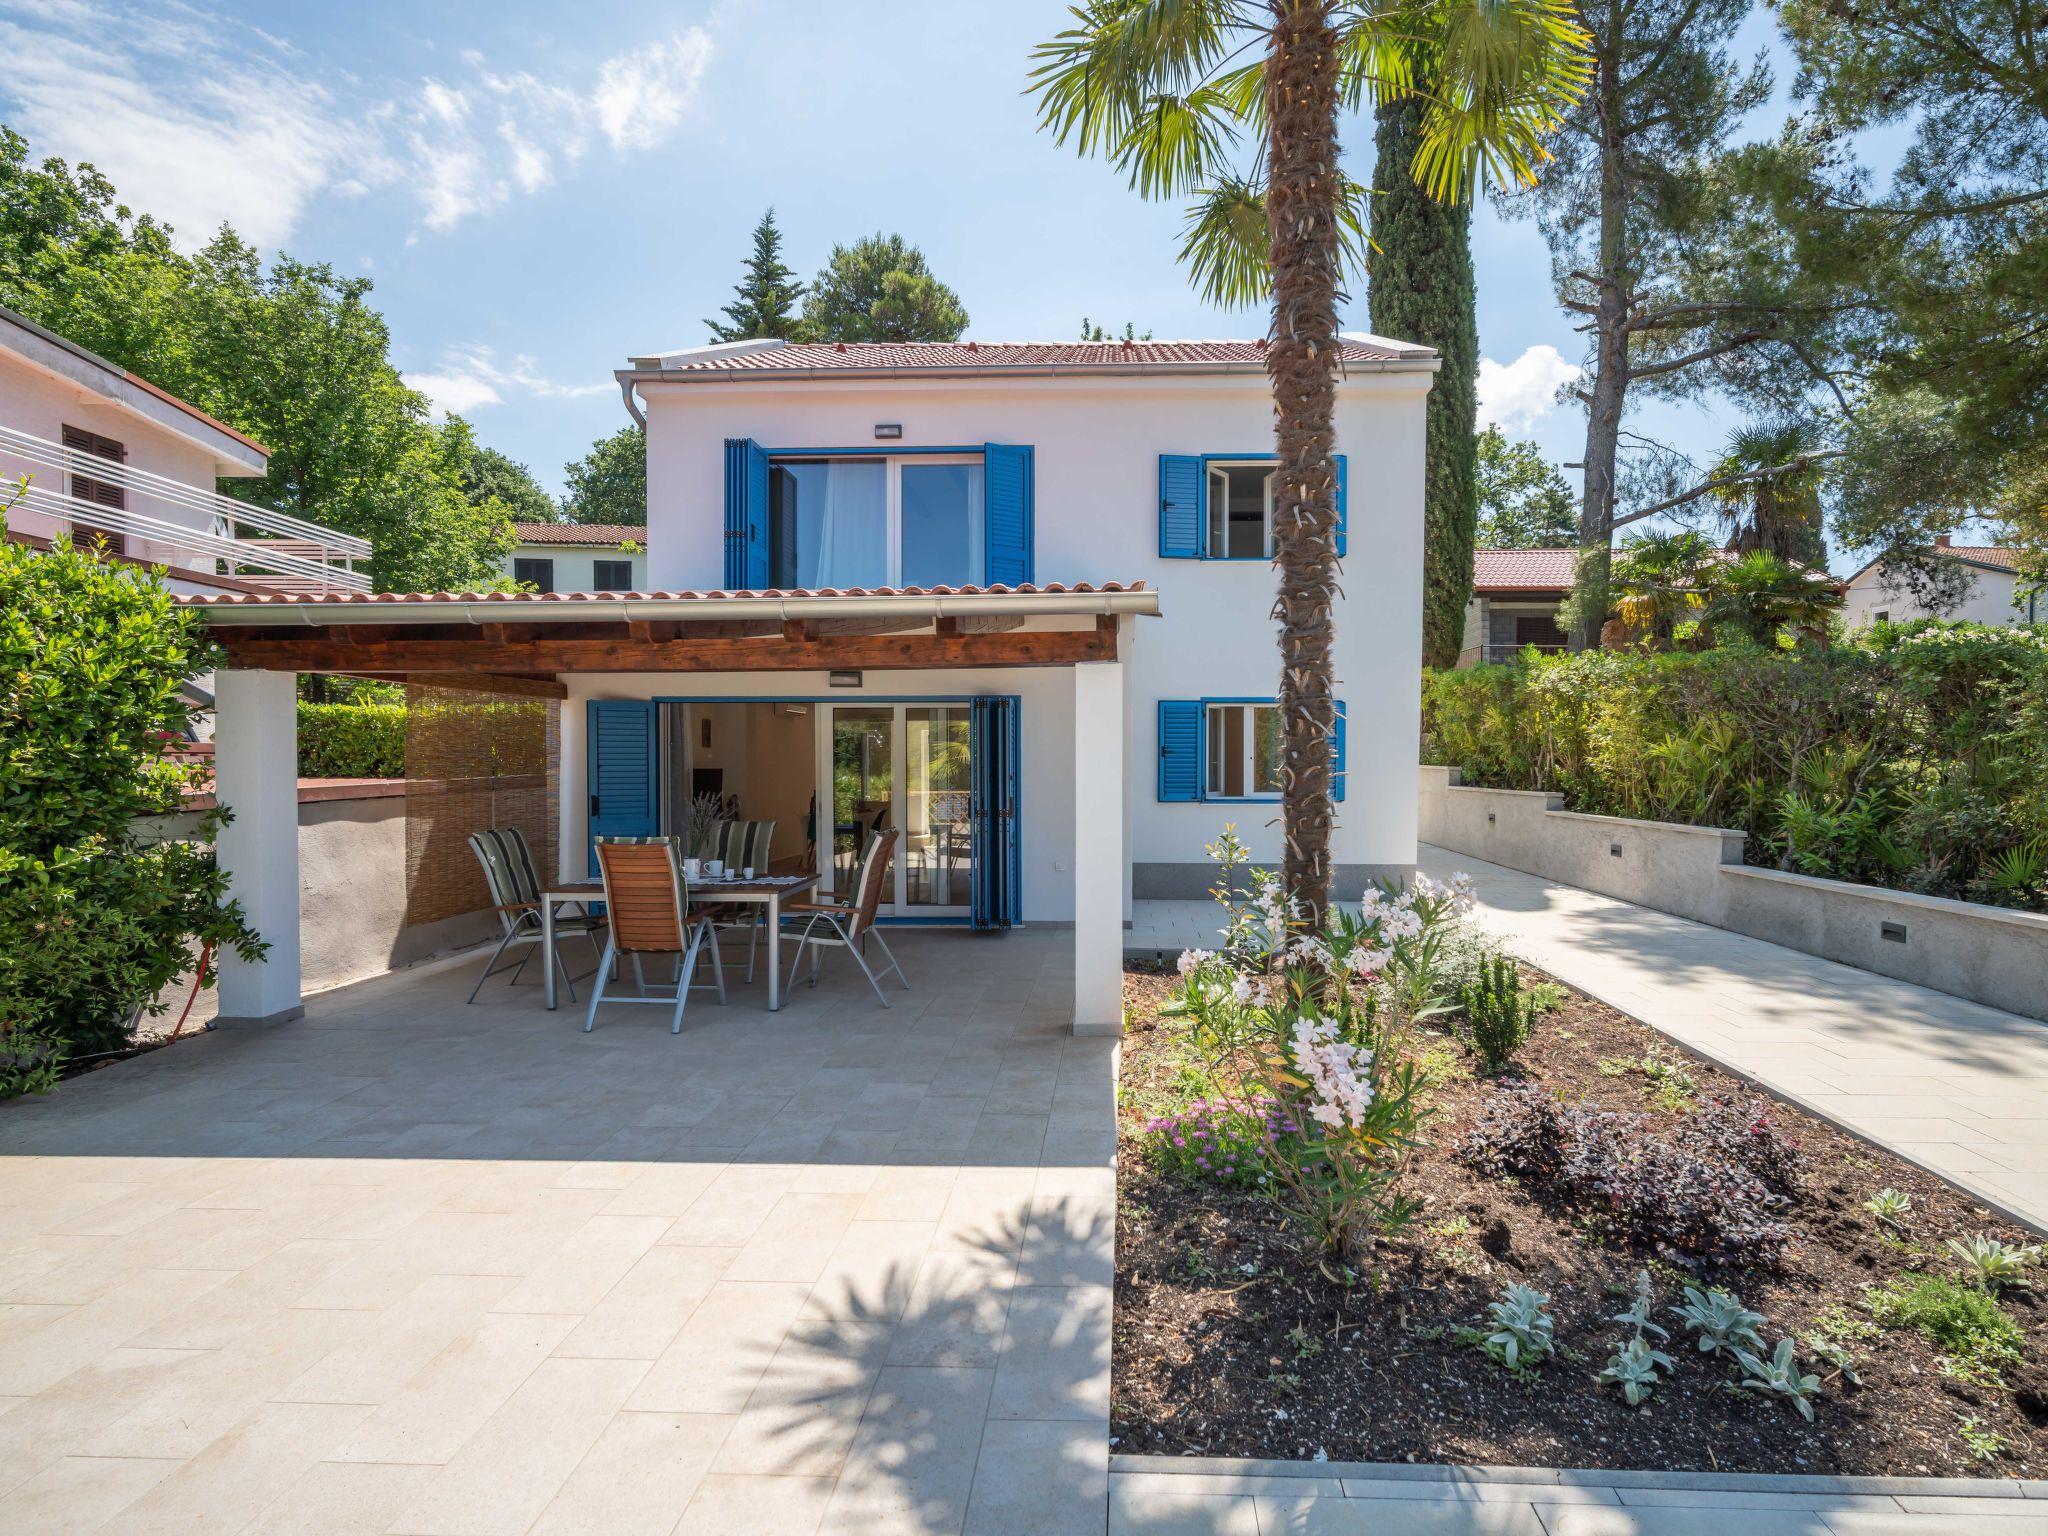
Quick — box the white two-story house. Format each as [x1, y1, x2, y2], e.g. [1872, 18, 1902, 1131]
[193, 335, 1434, 1033]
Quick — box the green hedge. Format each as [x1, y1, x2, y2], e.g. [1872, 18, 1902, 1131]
[296, 702, 406, 779]
[1421, 622, 2048, 912]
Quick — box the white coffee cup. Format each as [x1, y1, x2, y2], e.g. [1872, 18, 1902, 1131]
[706, 859, 724, 878]
[742, 867, 755, 881]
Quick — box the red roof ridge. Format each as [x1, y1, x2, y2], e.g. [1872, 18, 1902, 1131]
[180, 580, 1150, 607]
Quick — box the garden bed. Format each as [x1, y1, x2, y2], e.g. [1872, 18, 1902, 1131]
[1115, 962, 2048, 1477]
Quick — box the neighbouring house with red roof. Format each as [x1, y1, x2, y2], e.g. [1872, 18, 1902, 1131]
[1841, 536, 2038, 628]
[1460, 547, 1576, 665]
[504, 522, 647, 592]
[0, 302, 366, 600]
[185, 333, 1439, 1033]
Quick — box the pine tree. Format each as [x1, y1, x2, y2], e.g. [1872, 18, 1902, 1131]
[1367, 96, 1479, 671]
[705, 209, 804, 342]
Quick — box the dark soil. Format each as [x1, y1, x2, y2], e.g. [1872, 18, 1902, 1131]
[1114, 965, 2048, 1476]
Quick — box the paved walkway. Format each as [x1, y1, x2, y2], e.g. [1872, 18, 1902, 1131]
[1108, 1455, 2048, 1534]
[0, 927, 1113, 1535]
[1416, 846, 2048, 1234]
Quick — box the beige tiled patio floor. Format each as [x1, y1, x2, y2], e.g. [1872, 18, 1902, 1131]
[0, 927, 1114, 1535]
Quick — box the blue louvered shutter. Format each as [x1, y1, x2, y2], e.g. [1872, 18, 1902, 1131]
[1158, 699, 1203, 802]
[587, 701, 659, 873]
[1333, 453, 1349, 558]
[983, 444, 1034, 585]
[1332, 700, 1347, 803]
[1158, 455, 1204, 559]
[722, 439, 771, 588]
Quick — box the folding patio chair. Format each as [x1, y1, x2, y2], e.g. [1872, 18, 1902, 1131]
[708, 818, 777, 980]
[584, 836, 726, 1034]
[781, 828, 910, 1008]
[466, 826, 604, 1005]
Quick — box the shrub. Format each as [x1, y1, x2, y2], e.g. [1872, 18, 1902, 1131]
[1162, 829, 1463, 1261]
[1460, 953, 1538, 1070]
[0, 528, 265, 1078]
[1866, 1274, 2024, 1381]
[1422, 627, 2048, 911]
[1461, 1088, 1793, 1265]
[297, 702, 405, 778]
[1140, 1096, 1286, 1189]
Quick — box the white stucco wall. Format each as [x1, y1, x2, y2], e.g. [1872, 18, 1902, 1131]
[502, 543, 648, 591]
[1842, 560, 2032, 629]
[0, 328, 262, 570]
[634, 370, 1430, 894]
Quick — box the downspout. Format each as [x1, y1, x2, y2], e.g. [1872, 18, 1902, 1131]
[617, 376, 646, 429]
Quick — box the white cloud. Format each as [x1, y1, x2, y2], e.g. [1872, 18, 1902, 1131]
[1478, 345, 1583, 434]
[0, 4, 716, 246]
[409, 344, 611, 417]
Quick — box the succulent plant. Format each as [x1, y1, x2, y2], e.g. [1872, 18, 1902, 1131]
[1948, 1234, 2044, 1291]
[1609, 1270, 1670, 1341]
[1863, 1188, 1912, 1227]
[1601, 1334, 1675, 1406]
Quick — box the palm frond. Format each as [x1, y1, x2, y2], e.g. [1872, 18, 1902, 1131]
[1401, 0, 1593, 200]
[1179, 175, 1271, 308]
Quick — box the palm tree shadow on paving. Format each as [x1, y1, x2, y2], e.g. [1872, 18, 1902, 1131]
[737, 1205, 1113, 1533]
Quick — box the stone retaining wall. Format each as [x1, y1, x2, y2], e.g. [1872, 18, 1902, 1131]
[1421, 765, 2048, 1023]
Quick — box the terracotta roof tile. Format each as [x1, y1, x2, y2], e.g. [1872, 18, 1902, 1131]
[180, 581, 1148, 608]
[1939, 545, 2023, 571]
[511, 523, 645, 545]
[1473, 548, 1579, 592]
[645, 338, 1424, 373]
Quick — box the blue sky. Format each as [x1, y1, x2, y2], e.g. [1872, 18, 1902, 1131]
[0, 0, 1774, 504]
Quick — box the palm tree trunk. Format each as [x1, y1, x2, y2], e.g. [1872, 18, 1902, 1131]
[1264, 0, 1343, 921]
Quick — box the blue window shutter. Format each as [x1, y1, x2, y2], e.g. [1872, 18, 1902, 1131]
[983, 444, 1034, 585]
[1332, 700, 1347, 803]
[586, 701, 660, 873]
[722, 439, 771, 588]
[1158, 455, 1204, 559]
[1158, 699, 1203, 802]
[1334, 453, 1349, 558]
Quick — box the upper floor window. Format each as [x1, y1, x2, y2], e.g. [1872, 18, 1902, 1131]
[592, 558, 634, 590]
[63, 424, 127, 556]
[513, 556, 555, 592]
[1206, 461, 1273, 559]
[768, 454, 984, 588]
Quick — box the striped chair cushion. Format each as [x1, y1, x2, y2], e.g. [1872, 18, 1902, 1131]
[469, 826, 543, 906]
[712, 820, 775, 873]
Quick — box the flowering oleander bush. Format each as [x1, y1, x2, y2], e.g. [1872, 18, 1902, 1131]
[1160, 828, 1475, 1266]
[1139, 1095, 1289, 1189]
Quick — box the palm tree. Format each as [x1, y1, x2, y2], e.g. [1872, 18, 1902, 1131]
[1707, 423, 1829, 567]
[1031, 0, 1589, 918]
[1610, 528, 1717, 648]
[1701, 549, 1842, 647]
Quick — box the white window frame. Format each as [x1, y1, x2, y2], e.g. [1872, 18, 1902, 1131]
[1204, 699, 1283, 801]
[772, 453, 984, 587]
[1205, 459, 1276, 560]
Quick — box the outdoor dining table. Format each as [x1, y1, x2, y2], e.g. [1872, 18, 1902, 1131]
[539, 871, 820, 1013]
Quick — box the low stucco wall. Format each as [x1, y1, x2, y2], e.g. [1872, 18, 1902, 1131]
[1421, 765, 2048, 1023]
[146, 790, 495, 1024]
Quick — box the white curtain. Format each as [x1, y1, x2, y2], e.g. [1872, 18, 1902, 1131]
[815, 461, 888, 587]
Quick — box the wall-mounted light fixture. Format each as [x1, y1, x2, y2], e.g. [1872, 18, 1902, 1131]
[873, 423, 903, 440]
[829, 670, 862, 688]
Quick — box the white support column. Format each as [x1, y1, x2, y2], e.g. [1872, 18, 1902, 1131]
[213, 669, 303, 1027]
[1072, 657, 1126, 1035]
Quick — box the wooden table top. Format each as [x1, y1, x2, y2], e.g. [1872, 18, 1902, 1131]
[545, 872, 819, 901]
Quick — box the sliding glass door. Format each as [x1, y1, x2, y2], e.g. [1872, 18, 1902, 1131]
[818, 702, 975, 919]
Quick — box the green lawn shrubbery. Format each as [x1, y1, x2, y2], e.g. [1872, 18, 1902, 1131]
[1, 528, 264, 1088]
[1422, 621, 2048, 911]
[297, 702, 405, 779]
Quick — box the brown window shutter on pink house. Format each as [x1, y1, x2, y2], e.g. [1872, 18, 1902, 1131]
[62, 424, 128, 557]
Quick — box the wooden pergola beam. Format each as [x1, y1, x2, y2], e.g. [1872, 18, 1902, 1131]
[213, 616, 1117, 675]
[347, 671, 568, 699]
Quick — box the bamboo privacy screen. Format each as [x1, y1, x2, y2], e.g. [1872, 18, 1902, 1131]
[402, 685, 560, 926]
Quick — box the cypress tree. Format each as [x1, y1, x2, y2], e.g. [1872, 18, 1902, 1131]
[1366, 97, 1479, 670]
[706, 208, 805, 342]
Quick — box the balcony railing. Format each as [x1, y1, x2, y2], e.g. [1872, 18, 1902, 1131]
[0, 423, 370, 593]
[1481, 641, 1568, 664]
